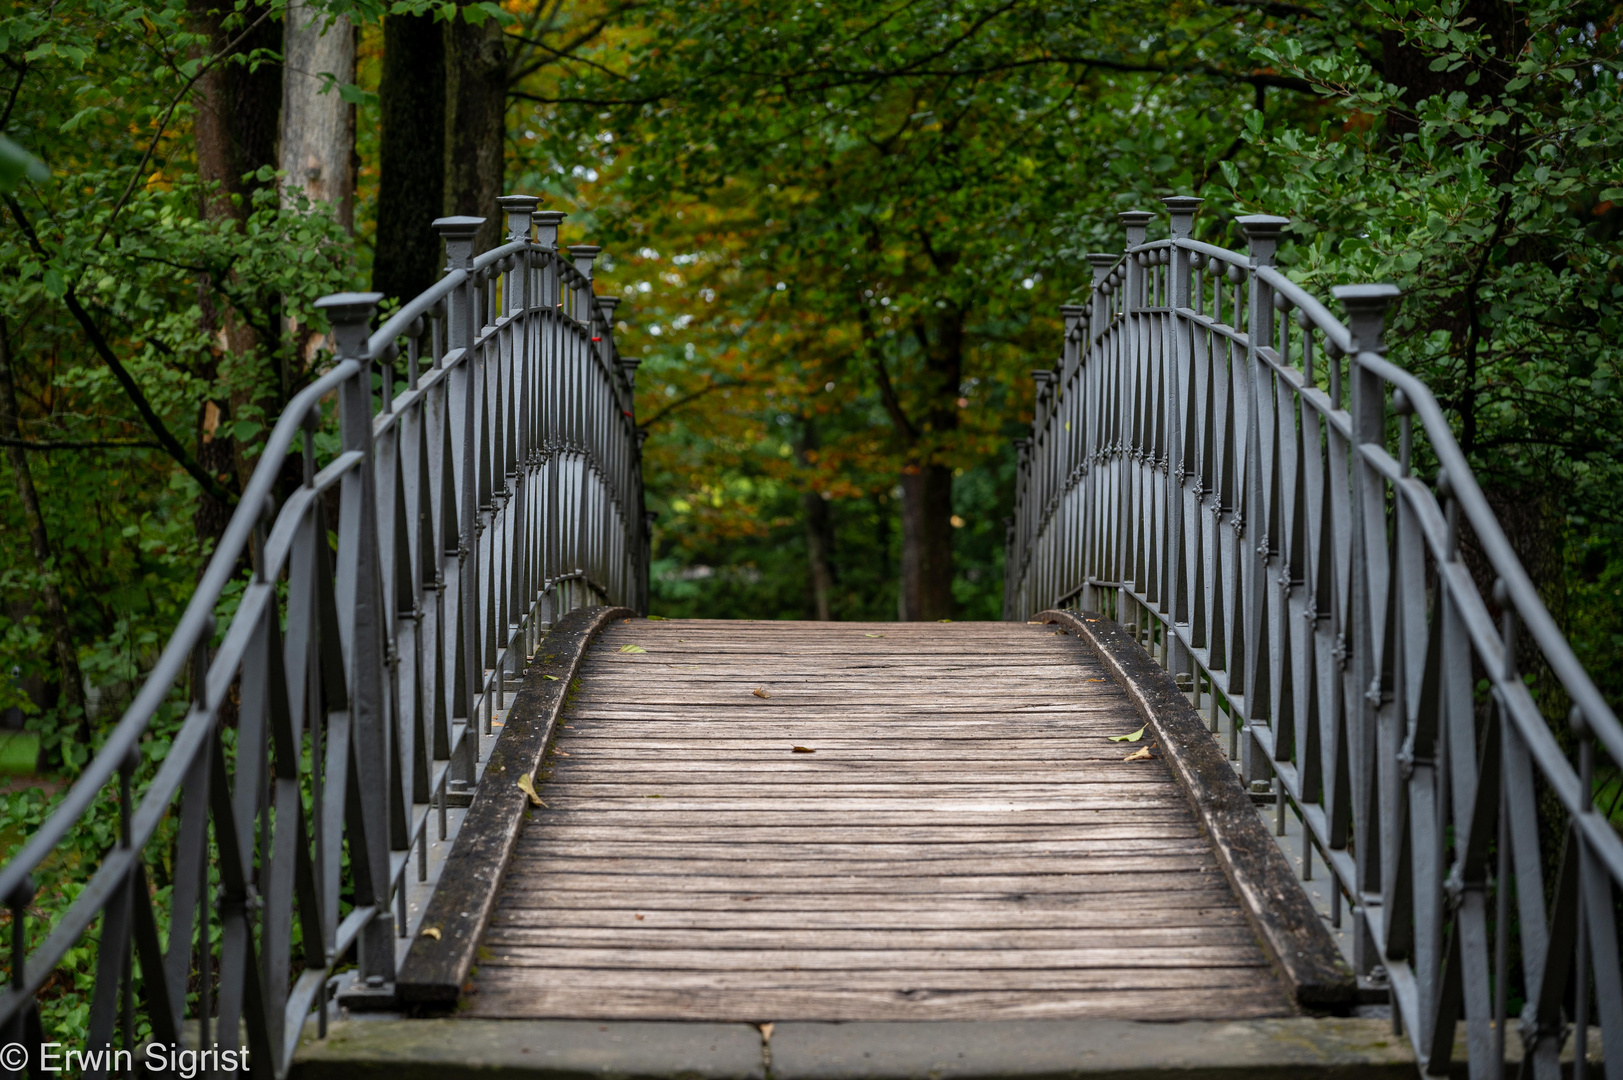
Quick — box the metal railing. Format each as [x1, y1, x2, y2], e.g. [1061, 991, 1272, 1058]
[0, 196, 646, 1076]
[1005, 196, 1622, 1078]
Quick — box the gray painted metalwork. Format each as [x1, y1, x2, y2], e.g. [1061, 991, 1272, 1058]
[0, 196, 646, 1077]
[1005, 195, 1623, 1078]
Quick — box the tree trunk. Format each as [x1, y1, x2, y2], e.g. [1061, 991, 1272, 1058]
[899, 463, 955, 620]
[189, 0, 281, 547]
[797, 419, 835, 620]
[374, 12, 446, 302]
[280, 0, 355, 229]
[0, 319, 87, 750]
[895, 305, 963, 621]
[445, 5, 508, 253]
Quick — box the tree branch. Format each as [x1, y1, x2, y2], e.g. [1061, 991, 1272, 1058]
[0, 437, 160, 451]
[4, 195, 237, 506]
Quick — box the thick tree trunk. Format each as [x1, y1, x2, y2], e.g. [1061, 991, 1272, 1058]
[445, 6, 508, 253]
[374, 12, 446, 302]
[280, 0, 355, 228]
[189, 0, 281, 547]
[0, 320, 87, 749]
[895, 306, 963, 621]
[797, 419, 835, 620]
[899, 463, 955, 620]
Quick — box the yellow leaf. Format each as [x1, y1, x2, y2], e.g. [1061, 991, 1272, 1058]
[1107, 725, 1147, 743]
[753, 687, 770, 698]
[543, 674, 559, 681]
[646, 614, 667, 620]
[863, 632, 884, 638]
[516, 774, 546, 807]
[1124, 746, 1154, 762]
[791, 746, 815, 754]
[619, 644, 647, 653]
[420, 926, 441, 940]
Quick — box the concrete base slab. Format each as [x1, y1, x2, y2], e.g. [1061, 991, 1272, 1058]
[292, 1018, 766, 1080]
[292, 1016, 1597, 1079]
[766, 1019, 1414, 1079]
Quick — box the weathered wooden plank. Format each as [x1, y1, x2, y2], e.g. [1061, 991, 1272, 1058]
[507, 854, 1217, 878]
[460, 986, 1292, 1022]
[465, 965, 1273, 991]
[495, 871, 1227, 896]
[508, 824, 1207, 844]
[478, 926, 1262, 950]
[492, 887, 1250, 914]
[473, 945, 1268, 970]
[512, 838, 1210, 859]
[488, 903, 1252, 929]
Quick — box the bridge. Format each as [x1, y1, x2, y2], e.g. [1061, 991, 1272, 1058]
[1, 195, 1618, 1080]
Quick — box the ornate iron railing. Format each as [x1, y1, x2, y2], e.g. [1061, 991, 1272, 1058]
[0, 196, 646, 1076]
[1005, 196, 1621, 1079]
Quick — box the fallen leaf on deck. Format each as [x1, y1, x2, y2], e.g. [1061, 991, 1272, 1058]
[553, 749, 571, 757]
[1087, 678, 1106, 682]
[1124, 746, 1154, 762]
[1107, 725, 1147, 743]
[760, 1023, 776, 1041]
[619, 644, 648, 653]
[753, 687, 770, 698]
[792, 746, 815, 754]
[635, 914, 645, 920]
[420, 926, 441, 940]
[516, 774, 546, 806]
[863, 632, 884, 637]
[647, 614, 667, 620]
[543, 674, 559, 681]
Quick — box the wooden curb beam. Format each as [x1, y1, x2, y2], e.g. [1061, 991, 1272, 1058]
[396, 604, 637, 1006]
[1034, 609, 1356, 1011]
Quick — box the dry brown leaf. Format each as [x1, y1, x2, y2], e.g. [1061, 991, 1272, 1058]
[516, 774, 546, 806]
[753, 687, 770, 698]
[1124, 746, 1154, 762]
[760, 1023, 776, 1041]
[791, 746, 815, 754]
[420, 926, 442, 940]
[1087, 678, 1106, 682]
[553, 749, 571, 757]
[634, 914, 646, 921]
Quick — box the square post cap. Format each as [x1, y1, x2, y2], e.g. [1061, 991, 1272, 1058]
[1162, 195, 1203, 238]
[1060, 303, 1087, 329]
[1236, 214, 1290, 265]
[433, 216, 484, 270]
[1085, 253, 1118, 284]
[533, 210, 566, 248]
[497, 194, 539, 240]
[1332, 284, 1402, 354]
[597, 296, 622, 317]
[1118, 210, 1156, 248]
[315, 292, 383, 358]
[567, 244, 602, 280]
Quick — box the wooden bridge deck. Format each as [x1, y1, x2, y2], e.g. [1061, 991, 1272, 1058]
[464, 618, 1293, 1022]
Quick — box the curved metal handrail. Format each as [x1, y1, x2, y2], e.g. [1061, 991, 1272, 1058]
[0, 200, 649, 1077]
[1006, 196, 1623, 1079]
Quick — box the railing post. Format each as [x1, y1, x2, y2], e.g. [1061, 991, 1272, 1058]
[1236, 214, 1290, 791]
[1082, 253, 1117, 613]
[1332, 280, 1402, 982]
[315, 289, 399, 996]
[432, 215, 483, 797]
[1163, 196, 1202, 678]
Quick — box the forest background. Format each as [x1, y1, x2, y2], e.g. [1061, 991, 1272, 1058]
[1, 0, 1621, 768]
